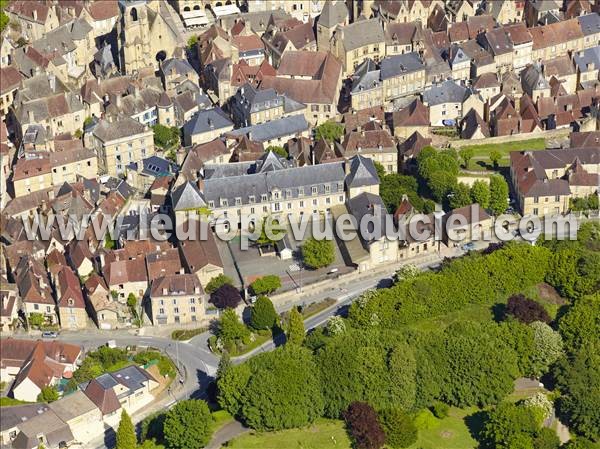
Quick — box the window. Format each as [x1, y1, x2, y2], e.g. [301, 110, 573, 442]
[311, 186, 318, 195]
[159, 308, 165, 314]
[324, 184, 330, 193]
[287, 202, 292, 210]
[534, 197, 539, 203]
[249, 195, 255, 203]
[172, 299, 177, 304]
[190, 306, 196, 313]
[533, 208, 539, 215]
[190, 298, 196, 304]
[235, 197, 242, 206]
[221, 198, 228, 207]
[312, 199, 318, 206]
[208, 201, 215, 208]
[286, 189, 292, 197]
[555, 195, 560, 202]
[274, 203, 281, 211]
[174, 307, 179, 313]
[298, 187, 304, 196]
[261, 194, 268, 202]
[34, 304, 39, 310]
[299, 200, 304, 208]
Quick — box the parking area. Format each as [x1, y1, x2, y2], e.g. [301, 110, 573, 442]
[214, 219, 352, 293]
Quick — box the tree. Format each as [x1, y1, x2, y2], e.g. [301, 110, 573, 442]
[250, 275, 281, 296]
[546, 248, 579, 299]
[301, 238, 335, 269]
[325, 316, 346, 336]
[209, 284, 242, 309]
[523, 393, 553, 425]
[373, 161, 386, 180]
[187, 35, 198, 50]
[286, 307, 305, 345]
[127, 293, 138, 319]
[530, 321, 563, 377]
[489, 174, 509, 215]
[37, 386, 59, 403]
[449, 182, 472, 209]
[250, 296, 278, 330]
[532, 428, 560, 449]
[116, 410, 137, 449]
[427, 170, 458, 203]
[378, 407, 418, 449]
[265, 145, 288, 158]
[205, 274, 234, 294]
[506, 294, 551, 324]
[470, 180, 490, 209]
[482, 402, 539, 449]
[163, 400, 213, 449]
[314, 120, 344, 142]
[459, 147, 474, 168]
[379, 173, 423, 213]
[152, 124, 180, 149]
[558, 294, 600, 353]
[28, 312, 44, 328]
[241, 346, 324, 430]
[343, 402, 386, 449]
[217, 308, 250, 348]
[554, 344, 600, 441]
[217, 361, 252, 417]
[490, 149, 502, 168]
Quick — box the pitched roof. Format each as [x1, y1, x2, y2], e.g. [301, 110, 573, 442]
[56, 266, 85, 309]
[393, 98, 430, 127]
[178, 229, 224, 272]
[340, 18, 385, 51]
[345, 155, 380, 188]
[151, 273, 203, 296]
[318, 0, 348, 28]
[83, 378, 120, 415]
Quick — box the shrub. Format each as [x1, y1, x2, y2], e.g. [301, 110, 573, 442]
[430, 401, 450, 419]
[249, 296, 278, 330]
[506, 294, 551, 324]
[343, 402, 386, 449]
[413, 409, 439, 430]
[379, 407, 417, 448]
[210, 284, 242, 309]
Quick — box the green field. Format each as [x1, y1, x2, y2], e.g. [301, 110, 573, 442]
[455, 138, 547, 170]
[409, 407, 481, 449]
[226, 419, 352, 449]
[226, 410, 482, 449]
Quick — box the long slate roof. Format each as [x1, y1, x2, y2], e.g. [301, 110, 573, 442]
[423, 80, 468, 105]
[227, 114, 309, 142]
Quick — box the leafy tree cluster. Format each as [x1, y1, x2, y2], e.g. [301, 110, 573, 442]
[545, 246, 600, 300]
[506, 294, 551, 324]
[379, 173, 425, 213]
[314, 121, 344, 142]
[152, 125, 180, 149]
[37, 386, 59, 403]
[67, 346, 129, 391]
[217, 308, 250, 351]
[348, 243, 551, 328]
[249, 296, 278, 330]
[265, 145, 288, 158]
[249, 275, 281, 296]
[163, 400, 213, 449]
[217, 346, 324, 431]
[482, 401, 550, 449]
[343, 402, 386, 449]
[301, 238, 335, 269]
[489, 174, 509, 215]
[209, 284, 242, 309]
[417, 146, 460, 203]
[116, 410, 137, 449]
[570, 194, 599, 212]
[205, 274, 234, 294]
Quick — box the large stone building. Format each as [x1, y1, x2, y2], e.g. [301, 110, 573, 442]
[149, 273, 206, 325]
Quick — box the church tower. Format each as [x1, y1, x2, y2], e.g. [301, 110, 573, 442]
[118, 0, 151, 74]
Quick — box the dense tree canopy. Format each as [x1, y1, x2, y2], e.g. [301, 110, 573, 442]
[302, 238, 335, 269]
[217, 308, 250, 349]
[250, 275, 281, 296]
[210, 284, 243, 309]
[378, 407, 418, 448]
[506, 294, 551, 324]
[449, 182, 472, 209]
[250, 295, 278, 330]
[314, 121, 344, 142]
[163, 400, 213, 449]
[152, 124, 180, 149]
[470, 179, 490, 209]
[489, 174, 509, 215]
[116, 410, 137, 449]
[482, 402, 539, 449]
[379, 174, 423, 213]
[205, 274, 234, 294]
[240, 346, 324, 430]
[343, 402, 386, 449]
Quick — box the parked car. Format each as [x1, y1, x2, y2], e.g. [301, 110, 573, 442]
[41, 331, 58, 338]
[461, 242, 476, 251]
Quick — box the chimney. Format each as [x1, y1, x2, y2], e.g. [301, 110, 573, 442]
[27, 109, 34, 123]
[32, 9, 37, 21]
[208, 118, 214, 128]
[116, 95, 122, 108]
[48, 74, 56, 92]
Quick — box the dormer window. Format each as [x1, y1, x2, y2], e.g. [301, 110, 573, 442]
[286, 189, 292, 198]
[324, 184, 330, 193]
[68, 298, 74, 306]
[311, 186, 318, 195]
[249, 195, 255, 203]
[261, 194, 268, 202]
[298, 187, 304, 196]
[221, 198, 228, 207]
[235, 197, 242, 206]
[208, 201, 215, 208]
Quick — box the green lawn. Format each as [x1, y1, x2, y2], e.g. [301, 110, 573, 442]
[0, 397, 31, 407]
[226, 419, 352, 449]
[228, 331, 273, 357]
[211, 410, 233, 431]
[409, 407, 482, 449]
[406, 303, 494, 332]
[455, 138, 547, 170]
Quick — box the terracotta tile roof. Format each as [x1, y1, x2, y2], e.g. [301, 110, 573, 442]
[86, 0, 119, 20]
[7, 0, 51, 23]
[105, 257, 148, 286]
[529, 19, 584, 50]
[146, 248, 184, 279]
[399, 131, 432, 158]
[570, 131, 600, 148]
[448, 22, 468, 42]
[392, 99, 430, 127]
[0, 66, 22, 94]
[83, 378, 120, 415]
[12, 154, 51, 181]
[260, 51, 342, 104]
[57, 266, 85, 309]
[232, 34, 264, 52]
[0, 338, 81, 370]
[151, 273, 203, 297]
[178, 228, 223, 273]
[503, 22, 533, 45]
[342, 129, 395, 155]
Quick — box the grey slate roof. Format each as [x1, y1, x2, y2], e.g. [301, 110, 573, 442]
[227, 114, 309, 142]
[341, 18, 385, 51]
[183, 108, 233, 136]
[423, 80, 468, 105]
[578, 13, 600, 36]
[345, 155, 380, 188]
[202, 161, 346, 207]
[521, 64, 550, 92]
[162, 57, 196, 77]
[380, 52, 425, 79]
[573, 46, 600, 72]
[93, 115, 148, 142]
[172, 181, 206, 211]
[351, 59, 381, 94]
[318, 0, 349, 28]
